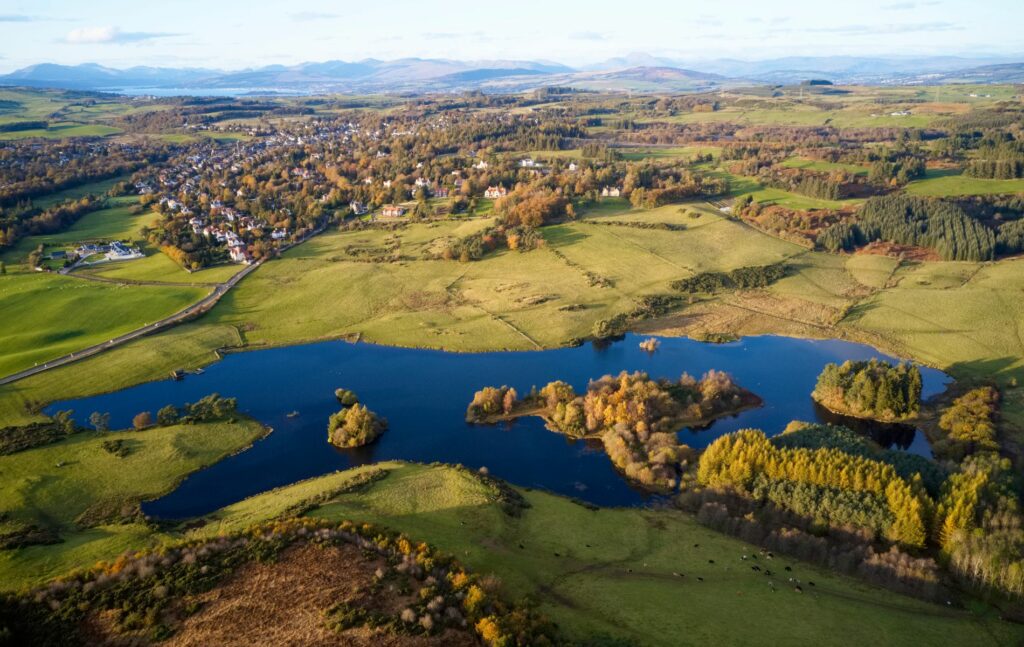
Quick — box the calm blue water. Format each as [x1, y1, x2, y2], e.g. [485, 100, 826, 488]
[46, 334, 949, 518]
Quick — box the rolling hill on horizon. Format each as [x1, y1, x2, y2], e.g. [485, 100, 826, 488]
[1, 54, 1022, 94]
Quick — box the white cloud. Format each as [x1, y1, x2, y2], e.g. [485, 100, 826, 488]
[64, 26, 178, 44]
[570, 31, 607, 41]
[290, 12, 338, 21]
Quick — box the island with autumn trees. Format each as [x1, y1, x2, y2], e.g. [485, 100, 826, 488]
[467, 369, 760, 491]
[327, 390, 387, 448]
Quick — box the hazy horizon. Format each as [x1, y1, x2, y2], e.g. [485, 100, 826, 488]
[1, 0, 1022, 75]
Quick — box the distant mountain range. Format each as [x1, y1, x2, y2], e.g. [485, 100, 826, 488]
[1, 54, 1022, 95]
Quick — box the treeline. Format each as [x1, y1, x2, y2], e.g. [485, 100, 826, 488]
[0, 411, 77, 455]
[1, 195, 105, 252]
[817, 195, 998, 261]
[0, 120, 47, 133]
[964, 141, 1024, 179]
[936, 453, 1024, 596]
[756, 168, 849, 201]
[867, 157, 926, 186]
[670, 263, 787, 294]
[143, 393, 239, 429]
[697, 428, 930, 548]
[813, 359, 922, 422]
[775, 422, 946, 496]
[433, 224, 543, 262]
[494, 187, 570, 228]
[627, 172, 727, 208]
[590, 293, 684, 339]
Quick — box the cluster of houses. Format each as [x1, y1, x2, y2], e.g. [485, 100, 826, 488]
[137, 140, 305, 265]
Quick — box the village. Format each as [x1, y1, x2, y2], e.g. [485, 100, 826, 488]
[121, 113, 629, 270]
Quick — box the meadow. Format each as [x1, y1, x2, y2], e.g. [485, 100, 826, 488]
[0, 419, 267, 587]
[303, 464, 1023, 645]
[904, 169, 1024, 196]
[1, 458, 1015, 645]
[0, 272, 209, 378]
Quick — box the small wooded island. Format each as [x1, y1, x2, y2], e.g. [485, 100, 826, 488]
[467, 370, 760, 491]
[327, 393, 386, 448]
[812, 359, 922, 423]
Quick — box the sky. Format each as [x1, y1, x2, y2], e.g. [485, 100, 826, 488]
[0, 0, 1022, 73]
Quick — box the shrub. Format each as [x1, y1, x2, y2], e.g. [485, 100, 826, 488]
[334, 388, 359, 406]
[132, 411, 153, 431]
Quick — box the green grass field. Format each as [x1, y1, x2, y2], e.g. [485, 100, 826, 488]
[0, 419, 267, 588]
[905, 169, 1024, 196]
[296, 464, 1017, 646]
[0, 272, 209, 378]
[781, 157, 869, 176]
[79, 248, 244, 284]
[27, 176, 126, 210]
[619, 145, 722, 161]
[0, 123, 122, 140]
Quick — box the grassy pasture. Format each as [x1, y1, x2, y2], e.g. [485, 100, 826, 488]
[0, 419, 267, 588]
[0, 272, 209, 379]
[0, 324, 242, 426]
[79, 248, 244, 284]
[781, 157, 869, 176]
[841, 259, 1024, 425]
[302, 463, 1017, 647]
[618, 145, 722, 160]
[28, 176, 126, 210]
[0, 123, 122, 140]
[905, 169, 1024, 196]
[8, 457, 1014, 644]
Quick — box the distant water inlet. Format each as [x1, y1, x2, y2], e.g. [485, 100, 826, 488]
[48, 335, 950, 518]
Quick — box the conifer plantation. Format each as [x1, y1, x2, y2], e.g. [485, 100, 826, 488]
[813, 360, 923, 422]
